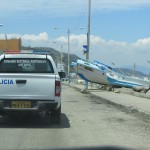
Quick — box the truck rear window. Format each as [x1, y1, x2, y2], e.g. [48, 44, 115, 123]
[0, 58, 54, 73]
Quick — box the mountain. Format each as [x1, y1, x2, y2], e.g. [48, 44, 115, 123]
[131, 66, 150, 75]
[114, 68, 149, 79]
[22, 46, 79, 72]
[123, 65, 150, 75]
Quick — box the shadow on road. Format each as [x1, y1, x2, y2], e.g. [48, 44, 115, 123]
[0, 113, 70, 129]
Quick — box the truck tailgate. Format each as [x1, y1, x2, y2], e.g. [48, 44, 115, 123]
[0, 74, 56, 100]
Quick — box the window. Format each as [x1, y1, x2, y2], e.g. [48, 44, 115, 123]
[84, 66, 93, 72]
[0, 58, 54, 73]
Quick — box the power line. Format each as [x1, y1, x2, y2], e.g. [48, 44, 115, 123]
[75, 0, 88, 29]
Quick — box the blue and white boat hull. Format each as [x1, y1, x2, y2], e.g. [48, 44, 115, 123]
[71, 58, 150, 88]
[75, 59, 109, 85]
[107, 73, 150, 88]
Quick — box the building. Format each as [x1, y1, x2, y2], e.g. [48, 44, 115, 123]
[0, 38, 22, 51]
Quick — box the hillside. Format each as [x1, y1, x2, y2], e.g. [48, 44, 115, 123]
[114, 68, 149, 78]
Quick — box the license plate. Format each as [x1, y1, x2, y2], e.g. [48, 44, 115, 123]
[11, 101, 31, 108]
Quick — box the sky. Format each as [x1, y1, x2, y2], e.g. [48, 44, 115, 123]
[1, 0, 150, 71]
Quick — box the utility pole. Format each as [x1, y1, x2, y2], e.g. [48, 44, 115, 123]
[61, 45, 63, 64]
[67, 29, 70, 85]
[133, 63, 136, 77]
[0, 24, 3, 43]
[83, 0, 91, 93]
[5, 34, 8, 50]
[86, 0, 91, 60]
[53, 27, 83, 85]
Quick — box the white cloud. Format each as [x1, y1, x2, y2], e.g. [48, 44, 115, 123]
[1, 32, 150, 68]
[54, 34, 150, 67]
[133, 37, 150, 46]
[0, 32, 49, 41]
[22, 32, 49, 41]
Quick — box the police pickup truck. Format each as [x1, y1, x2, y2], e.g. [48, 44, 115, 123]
[0, 52, 65, 123]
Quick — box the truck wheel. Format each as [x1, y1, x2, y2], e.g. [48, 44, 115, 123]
[51, 105, 61, 124]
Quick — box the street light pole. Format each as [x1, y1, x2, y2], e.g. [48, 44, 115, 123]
[67, 28, 83, 85]
[61, 45, 63, 64]
[53, 41, 63, 64]
[0, 24, 3, 45]
[53, 27, 83, 85]
[133, 63, 136, 77]
[67, 29, 70, 85]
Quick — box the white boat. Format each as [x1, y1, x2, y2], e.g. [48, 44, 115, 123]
[72, 58, 109, 85]
[72, 58, 150, 88]
[94, 60, 150, 88]
[106, 72, 150, 88]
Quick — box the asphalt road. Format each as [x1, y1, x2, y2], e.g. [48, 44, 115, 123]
[0, 85, 150, 150]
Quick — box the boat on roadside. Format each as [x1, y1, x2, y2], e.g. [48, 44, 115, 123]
[71, 58, 150, 88]
[95, 60, 150, 88]
[106, 72, 150, 88]
[72, 58, 109, 85]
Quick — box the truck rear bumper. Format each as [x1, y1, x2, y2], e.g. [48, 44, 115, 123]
[0, 100, 60, 115]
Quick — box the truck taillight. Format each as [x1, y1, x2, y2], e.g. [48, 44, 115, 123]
[55, 81, 61, 97]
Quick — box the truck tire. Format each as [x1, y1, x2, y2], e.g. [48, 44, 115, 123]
[51, 105, 61, 124]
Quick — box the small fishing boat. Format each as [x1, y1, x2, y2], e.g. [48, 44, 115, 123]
[72, 58, 109, 85]
[94, 60, 150, 88]
[71, 58, 150, 88]
[106, 72, 150, 88]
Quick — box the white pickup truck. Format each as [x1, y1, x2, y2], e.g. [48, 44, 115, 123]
[0, 53, 65, 123]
